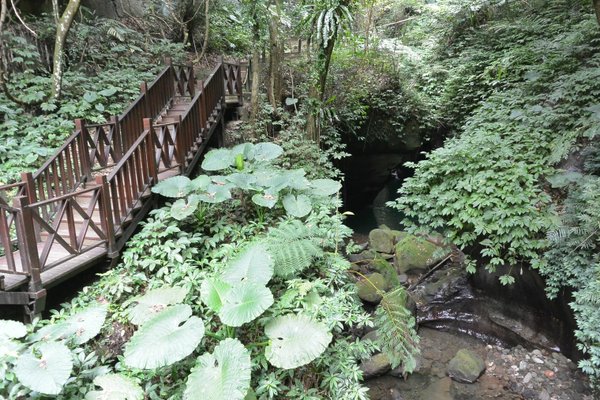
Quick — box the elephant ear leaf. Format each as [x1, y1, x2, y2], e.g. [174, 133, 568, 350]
[218, 282, 273, 327]
[171, 196, 199, 221]
[152, 176, 193, 198]
[183, 338, 251, 400]
[200, 278, 232, 313]
[123, 304, 204, 369]
[30, 305, 107, 345]
[202, 148, 233, 171]
[265, 315, 332, 369]
[253, 142, 283, 162]
[85, 374, 144, 400]
[127, 286, 188, 325]
[251, 192, 278, 208]
[15, 342, 73, 395]
[0, 320, 27, 339]
[309, 179, 341, 196]
[282, 194, 312, 218]
[222, 243, 273, 286]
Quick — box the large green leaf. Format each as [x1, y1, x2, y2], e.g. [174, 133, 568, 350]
[127, 286, 189, 325]
[219, 282, 273, 327]
[285, 169, 310, 190]
[123, 305, 204, 369]
[200, 278, 232, 313]
[222, 243, 273, 286]
[183, 338, 251, 400]
[198, 184, 232, 203]
[31, 305, 107, 345]
[232, 143, 255, 161]
[170, 196, 199, 220]
[85, 374, 144, 400]
[252, 192, 278, 208]
[0, 320, 27, 339]
[282, 194, 312, 218]
[190, 175, 211, 191]
[15, 342, 73, 395]
[265, 315, 332, 369]
[202, 149, 233, 171]
[0, 337, 23, 357]
[226, 173, 258, 190]
[309, 179, 342, 196]
[253, 142, 283, 162]
[152, 176, 193, 198]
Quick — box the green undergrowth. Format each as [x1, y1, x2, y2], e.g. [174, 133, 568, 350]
[0, 16, 186, 184]
[384, 0, 600, 383]
[0, 138, 418, 399]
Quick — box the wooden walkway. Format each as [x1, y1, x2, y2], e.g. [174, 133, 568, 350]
[0, 59, 246, 318]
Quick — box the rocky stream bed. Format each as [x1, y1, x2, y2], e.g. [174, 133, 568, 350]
[350, 227, 596, 400]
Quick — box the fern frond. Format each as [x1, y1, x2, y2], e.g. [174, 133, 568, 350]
[266, 220, 323, 278]
[373, 287, 420, 372]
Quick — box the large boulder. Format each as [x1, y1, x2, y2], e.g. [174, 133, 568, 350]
[447, 349, 485, 383]
[394, 235, 449, 274]
[371, 257, 400, 288]
[369, 229, 395, 254]
[360, 353, 391, 378]
[356, 273, 388, 303]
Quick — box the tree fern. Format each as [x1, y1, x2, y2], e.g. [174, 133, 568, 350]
[373, 287, 420, 372]
[266, 220, 324, 278]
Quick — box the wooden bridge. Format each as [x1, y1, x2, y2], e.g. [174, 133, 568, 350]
[0, 59, 246, 318]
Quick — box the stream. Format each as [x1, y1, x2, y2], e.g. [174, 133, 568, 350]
[341, 154, 594, 399]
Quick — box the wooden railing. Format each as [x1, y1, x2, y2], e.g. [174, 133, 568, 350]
[0, 59, 241, 291]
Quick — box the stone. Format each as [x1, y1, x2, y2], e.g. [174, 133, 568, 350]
[362, 330, 380, 343]
[394, 234, 449, 273]
[398, 274, 409, 284]
[356, 273, 388, 303]
[360, 353, 391, 378]
[519, 360, 528, 370]
[523, 372, 533, 384]
[532, 357, 544, 364]
[371, 257, 400, 288]
[388, 388, 404, 400]
[348, 250, 377, 264]
[447, 349, 486, 383]
[369, 229, 395, 254]
[539, 390, 550, 400]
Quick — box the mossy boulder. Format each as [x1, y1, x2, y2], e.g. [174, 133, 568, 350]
[356, 272, 388, 303]
[360, 353, 391, 378]
[369, 229, 395, 253]
[447, 349, 485, 383]
[371, 257, 400, 288]
[394, 234, 449, 274]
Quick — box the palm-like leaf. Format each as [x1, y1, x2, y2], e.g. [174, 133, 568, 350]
[265, 315, 332, 369]
[222, 243, 274, 285]
[85, 374, 144, 400]
[123, 305, 204, 369]
[127, 286, 188, 325]
[15, 342, 73, 395]
[183, 338, 251, 400]
[219, 282, 274, 327]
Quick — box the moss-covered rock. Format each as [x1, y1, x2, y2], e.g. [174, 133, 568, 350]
[360, 353, 391, 378]
[394, 234, 449, 273]
[356, 272, 388, 303]
[447, 349, 485, 383]
[369, 229, 395, 253]
[371, 257, 400, 288]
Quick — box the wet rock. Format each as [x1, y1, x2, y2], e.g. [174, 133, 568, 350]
[371, 257, 400, 288]
[421, 377, 452, 400]
[348, 249, 377, 264]
[395, 235, 449, 273]
[369, 228, 395, 254]
[447, 349, 486, 383]
[361, 353, 391, 378]
[357, 273, 388, 303]
[362, 330, 380, 343]
[388, 388, 404, 400]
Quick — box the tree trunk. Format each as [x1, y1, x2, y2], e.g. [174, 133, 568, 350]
[51, 0, 81, 100]
[594, 0, 600, 26]
[267, 0, 283, 109]
[250, 21, 261, 121]
[196, 0, 210, 61]
[318, 31, 337, 101]
[365, 2, 374, 52]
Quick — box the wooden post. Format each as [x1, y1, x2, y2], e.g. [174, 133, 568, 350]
[188, 64, 196, 97]
[236, 59, 243, 104]
[110, 115, 122, 162]
[21, 172, 40, 241]
[75, 119, 92, 181]
[95, 176, 117, 257]
[174, 115, 186, 173]
[298, 38, 302, 53]
[199, 80, 207, 131]
[143, 118, 158, 184]
[13, 196, 42, 292]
